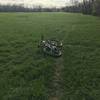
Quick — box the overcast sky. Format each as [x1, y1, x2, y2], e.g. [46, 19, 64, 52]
[0, 0, 82, 8]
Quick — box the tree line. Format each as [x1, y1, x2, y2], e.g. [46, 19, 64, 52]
[0, 4, 61, 12]
[82, 0, 100, 16]
[0, 0, 100, 16]
[62, 0, 100, 16]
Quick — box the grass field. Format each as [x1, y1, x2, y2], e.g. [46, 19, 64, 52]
[0, 12, 100, 100]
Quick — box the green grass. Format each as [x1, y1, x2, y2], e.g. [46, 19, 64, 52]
[0, 12, 100, 100]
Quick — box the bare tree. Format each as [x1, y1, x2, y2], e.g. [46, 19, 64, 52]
[92, 0, 100, 15]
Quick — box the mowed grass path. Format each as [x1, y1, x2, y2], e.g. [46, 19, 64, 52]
[0, 13, 100, 100]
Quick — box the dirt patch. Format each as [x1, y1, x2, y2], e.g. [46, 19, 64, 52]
[49, 57, 64, 100]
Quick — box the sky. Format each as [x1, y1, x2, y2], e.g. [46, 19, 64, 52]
[0, 0, 82, 8]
